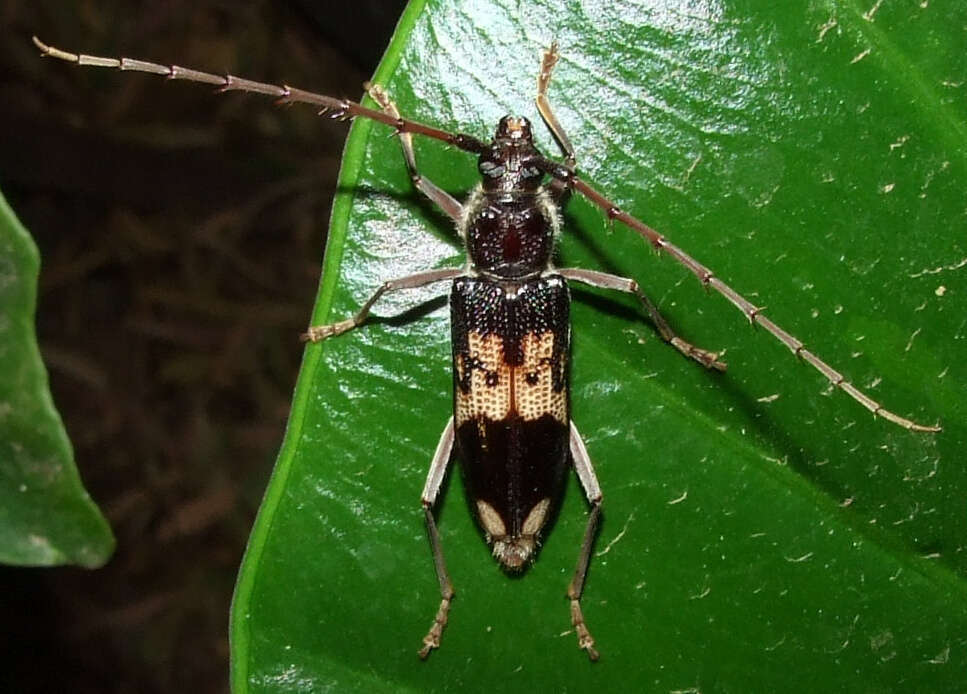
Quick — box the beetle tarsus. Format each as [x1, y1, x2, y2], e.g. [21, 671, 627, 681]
[418, 592, 452, 659]
[670, 337, 727, 371]
[300, 318, 355, 342]
[569, 598, 599, 661]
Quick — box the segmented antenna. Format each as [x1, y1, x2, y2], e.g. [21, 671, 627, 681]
[32, 36, 487, 153]
[34, 36, 941, 432]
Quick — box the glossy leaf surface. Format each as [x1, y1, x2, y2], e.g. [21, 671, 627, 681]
[232, 0, 966, 690]
[0, 190, 114, 567]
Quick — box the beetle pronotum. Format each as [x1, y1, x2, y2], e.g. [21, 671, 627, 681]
[34, 35, 940, 661]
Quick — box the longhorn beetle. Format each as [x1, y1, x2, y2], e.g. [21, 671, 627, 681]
[35, 36, 941, 661]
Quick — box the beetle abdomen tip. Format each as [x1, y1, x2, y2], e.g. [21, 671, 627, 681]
[493, 536, 537, 571]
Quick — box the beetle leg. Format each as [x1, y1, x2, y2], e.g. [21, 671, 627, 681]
[535, 42, 576, 202]
[568, 421, 603, 661]
[302, 268, 464, 342]
[418, 417, 456, 659]
[366, 83, 464, 222]
[536, 166, 941, 432]
[559, 267, 727, 371]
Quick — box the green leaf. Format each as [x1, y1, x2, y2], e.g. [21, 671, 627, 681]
[0, 189, 114, 567]
[232, 0, 966, 691]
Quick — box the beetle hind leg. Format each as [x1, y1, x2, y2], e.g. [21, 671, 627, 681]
[418, 417, 457, 659]
[569, 421, 603, 660]
[419, 505, 454, 659]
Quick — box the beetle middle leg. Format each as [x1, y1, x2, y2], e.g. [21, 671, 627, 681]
[302, 268, 463, 342]
[536, 48, 719, 372]
[559, 267, 726, 371]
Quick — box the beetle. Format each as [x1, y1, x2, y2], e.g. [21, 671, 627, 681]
[34, 36, 940, 661]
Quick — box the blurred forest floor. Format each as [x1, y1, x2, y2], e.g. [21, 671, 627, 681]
[0, 1, 404, 691]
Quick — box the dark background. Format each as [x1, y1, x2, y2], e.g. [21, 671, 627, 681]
[1, 1, 407, 691]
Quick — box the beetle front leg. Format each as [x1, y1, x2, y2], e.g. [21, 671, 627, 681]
[535, 42, 577, 202]
[302, 268, 464, 342]
[366, 83, 464, 222]
[568, 421, 603, 661]
[418, 417, 456, 659]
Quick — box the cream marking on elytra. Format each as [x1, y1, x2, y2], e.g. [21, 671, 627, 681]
[456, 333, 511, 424]
[515, 332, 566, 423]
[456, 331, 565, 425]
[522, 498, 552, 535]
[476, 500, 507, 538]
